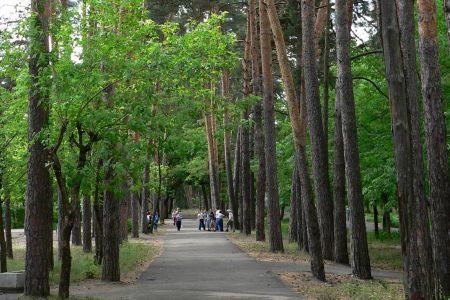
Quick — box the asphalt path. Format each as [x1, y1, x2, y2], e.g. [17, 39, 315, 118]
[71, 218, 301, 300]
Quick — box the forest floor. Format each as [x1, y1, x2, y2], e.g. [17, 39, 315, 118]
[227, 226, 404, 300]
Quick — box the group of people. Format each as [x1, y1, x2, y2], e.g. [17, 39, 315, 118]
[171, 208, 183, 231]
[197, 207, 234, 232]
[146, 210, 159, 231]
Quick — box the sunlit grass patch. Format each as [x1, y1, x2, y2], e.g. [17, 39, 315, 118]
[279, 272, 403, 300]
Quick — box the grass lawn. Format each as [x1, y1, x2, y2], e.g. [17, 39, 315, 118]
[279, 272, 403, 300]
[7, 238, 161, 286]
[229, 218, 402, 271]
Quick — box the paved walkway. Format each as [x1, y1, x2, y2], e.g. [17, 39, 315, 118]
[71, 219, 301, 300]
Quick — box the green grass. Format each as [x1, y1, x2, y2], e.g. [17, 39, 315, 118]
[365, 213, 400, 228]
[8, 241, 160, 285]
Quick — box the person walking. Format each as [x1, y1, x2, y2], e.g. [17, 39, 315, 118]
[215, 209, 224, 232]
[176, 210, 182, 231]
[198, 210, 206, 230]
[153, 212, 159, 232]
[226, 209, 234, 232]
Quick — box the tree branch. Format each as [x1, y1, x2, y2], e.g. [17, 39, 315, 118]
[350, 50, 382, 61]
[352, 76, 389, 100]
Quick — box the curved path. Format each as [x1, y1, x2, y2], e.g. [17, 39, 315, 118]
[73, 219, 301, 300]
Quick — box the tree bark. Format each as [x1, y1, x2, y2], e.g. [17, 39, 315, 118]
[131, 189, 140, 238]
[289, 166, 298, 244]
[82, 196, 92, 253]
[335, 0, 371, 279]
[0, 192, 7, 272]
[333, 82, 349, 265]
[93, 159, 104, 265]
[379, 2, 430, 297]
[242, 10, 253, 236]
[417, 0, 450, 297]
[250, 0, 266, 242]
[260, 0, 283, 253]
[222, 70, 236, 223]
[301, 0, 334, 261]
[71, 202, 82, 246]
[25, 0, 52, 295]
[142, 154, 150, 234]
[232, 128, 241, 230]
[102, 166, 120, 281]
[4, 197, 13, 259]
[373, 205, 379, 238]
[444, 0, 450, 50]
[119, 181, 129, 242]
[322, 4, 330, 160]
[395, 0, 434, 297]
[205, 91, 220, 211]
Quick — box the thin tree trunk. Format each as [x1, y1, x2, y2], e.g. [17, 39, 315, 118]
[333, 81, 349, 265]
[322, 4, 330, 159]
[201, 183, 210, 212]
[242, 10, 252, 236]
[205, 107, 220, 211]
[301, 0, 334, 260]
[93, 159, 104, 265]
[82, 196, 92, 253]
[232, 128, 241, 230]
[222, 70, 236, 222]
[335, 0, 371, 279]
[0, 193, 7, 272]
[260, 0, 283, 253]
[4, 197, 13, 259]
[417, 0, 450, 297]
[294, 166, 304, 250]
[25, 0, 52, 295]
[444, 0, 450, 50]
[58, 187, 63, 259]
[373, 205, 379, 238]
[142, 156, 150, 234]
[131, 191, 140, 238]
[289, 166, 298, 244]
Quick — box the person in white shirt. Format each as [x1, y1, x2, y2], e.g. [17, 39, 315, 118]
[226, 209, 234, 232]
[215, 208, 224, 232]
[197, 210, 206, 230]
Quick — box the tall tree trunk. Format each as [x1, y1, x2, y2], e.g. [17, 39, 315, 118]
[301, 0, 334, 260]
[232, 128, 241, 230]
[322, 4, 330, 160]
[222, 70, 236, 220]
[93, 160, 104, 265]
[335, 0, 371, 279]
[242, 10, 253, 236]
[131, 190, 140, 238]
[379, 2, 430, 297]
[58, 187, 63, 259]
[373, 205, 379, 238]
[288, 166, 298, 244]
[260, 0, 283, 252]
[395, 0, 434, 297]
[72, 202, 82, 246]
[205, 107, 220, 210]
[333, 82, 349, 265]
[142, 156, 150, 234]
[201, 183, 210, 212]
[4, 197, 13, 259]
[294, 166, 304, 250]
[417, 0, 450, 297]
[25, 0, 52, 295]
[82, 196, 92, 253]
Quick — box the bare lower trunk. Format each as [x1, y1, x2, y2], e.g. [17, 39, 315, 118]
[82, 196, 92, 253]
[120, 188, 129, 242]
[131, 190, 139, 238]
[93, 160, 104, 265]
[0, 194, 7, 272]
[335, 0, 371, 279]
[333, 83, 349, 265]
[289, 166, 298, 244]
[444, 0, 450, 50]
[102, 166, 120, 281]
[4, 197, 13, 259]
[205, 106, 220, 211]
[142, 158, 150, 234]
[72, 202, 82, 246]
[417, 0, 450, 297]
